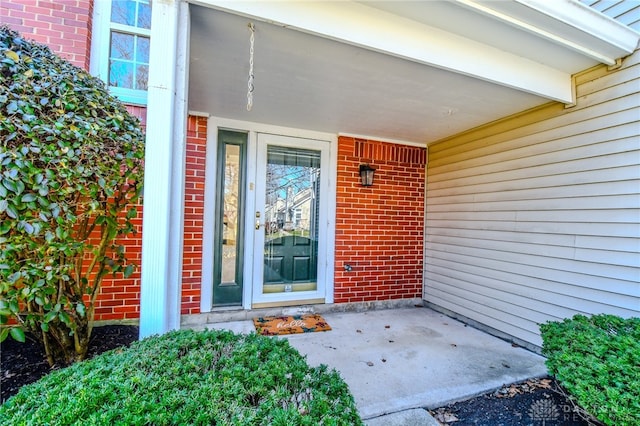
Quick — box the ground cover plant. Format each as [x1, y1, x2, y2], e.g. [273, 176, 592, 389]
[540, 314, 640, 426]
[0, 329, 363, 425]
[4, 324, 606, 426]
[0, 26, 144, 366]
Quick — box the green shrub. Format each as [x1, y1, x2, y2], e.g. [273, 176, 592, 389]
[0, 329, 363, 425]
[540, 314, 640, 426]
[0, 26, 144, 365]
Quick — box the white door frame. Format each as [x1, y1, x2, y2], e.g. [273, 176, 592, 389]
[252, 133, 331, 306]
[201, 117, 337, 312]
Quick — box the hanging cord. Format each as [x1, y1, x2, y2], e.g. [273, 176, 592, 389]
[247, 22, 255, 111]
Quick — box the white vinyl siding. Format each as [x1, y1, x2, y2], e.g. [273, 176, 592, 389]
[581, 0, 640, 33]
[424, 49, 640, 348]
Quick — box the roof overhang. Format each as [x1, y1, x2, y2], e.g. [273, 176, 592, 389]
[186, 0, 640, 144]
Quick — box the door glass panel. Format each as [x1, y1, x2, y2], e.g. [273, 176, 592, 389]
[213, 131, 245, 306]
[222, 144, 240, 284]
[263, 146, 320, 294]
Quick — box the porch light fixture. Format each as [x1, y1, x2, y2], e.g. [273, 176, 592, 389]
[359, 164, 377, 187]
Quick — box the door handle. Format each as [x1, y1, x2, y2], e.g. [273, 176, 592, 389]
[255, 220, 261, 230]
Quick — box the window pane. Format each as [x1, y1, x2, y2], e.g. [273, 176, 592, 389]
[263, 146, 320, 290]
[110, 60, 134, 88]
[137, 1, 151, 29]
[108, 1, 151, 97]
[137, 36, 150, 63]
[110, 32, 134, 60]
[222, 144, 241, 284]
[111, 0, 135, 26]
[136, 65, 149, 90]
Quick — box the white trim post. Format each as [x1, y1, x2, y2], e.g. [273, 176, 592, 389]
[139, 0, 187, 338]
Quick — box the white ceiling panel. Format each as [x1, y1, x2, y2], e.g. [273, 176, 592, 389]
[187, 1, 639, 145]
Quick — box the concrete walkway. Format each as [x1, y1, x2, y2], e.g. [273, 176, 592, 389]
[194, 307, 548, 424]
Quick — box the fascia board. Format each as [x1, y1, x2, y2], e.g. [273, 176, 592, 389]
[455, 0, 635, 65]
[196, 0, 573, 103]
[515, 0, 640, 55]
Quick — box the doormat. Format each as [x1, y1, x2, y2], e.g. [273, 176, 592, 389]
[253, 314, 331, 336]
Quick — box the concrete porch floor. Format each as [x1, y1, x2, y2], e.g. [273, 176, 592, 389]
[187, 306, 548, 424]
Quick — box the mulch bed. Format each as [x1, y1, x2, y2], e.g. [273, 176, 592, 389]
[2, 325, 603, 426]
[1, 325, 138, 403]
[430, 377, 603, 426]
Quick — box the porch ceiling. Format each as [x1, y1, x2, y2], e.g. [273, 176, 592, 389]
[187, 1, 639, 145]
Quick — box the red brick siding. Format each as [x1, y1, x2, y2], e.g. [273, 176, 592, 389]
[92, 106, 146, 321]
[3, 1, 428, 317]
[1, 0, 93, 70]
[2, 1, 146, 321]
[334, 136, 426, 303]
[181, 116, 208, 315]
[126, 105, 148, 128]
[91, 207, 143, 321]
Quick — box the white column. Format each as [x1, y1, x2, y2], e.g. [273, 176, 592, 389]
[139, 0, 188, 338]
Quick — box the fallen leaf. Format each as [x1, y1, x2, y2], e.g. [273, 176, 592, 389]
[539, 379, 552, 389]
[443, 412, 458, 422]
[432, 408, 459, 423]
[366, 361, 374, 367]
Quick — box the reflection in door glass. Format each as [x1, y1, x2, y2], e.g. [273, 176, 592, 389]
[263, 146, 320, 293]
[214, 131, 245, 307]
[222, 144, 240, 284]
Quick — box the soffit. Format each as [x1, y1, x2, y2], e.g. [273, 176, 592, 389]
[363, 0, 637, 71]
[187, 1, 639, 145]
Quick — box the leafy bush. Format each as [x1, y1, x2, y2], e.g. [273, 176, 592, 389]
[0, 26, 144, 365]
[0, 329, 363, 425]
[540, 314, 640, 426]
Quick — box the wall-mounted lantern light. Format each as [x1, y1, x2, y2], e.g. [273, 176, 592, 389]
[359, 163, 377, 187]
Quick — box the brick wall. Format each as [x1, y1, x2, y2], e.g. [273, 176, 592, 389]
[1, 0, 93, 69]
[2, 0, 146, 322]
[3, 1, 428, 318]
[181, 116, 208, 314]
[92, 105, 146, 321]
[334, 136, 426, 303]
[91, 208, 143, 321]
[95, 112, 206, 320]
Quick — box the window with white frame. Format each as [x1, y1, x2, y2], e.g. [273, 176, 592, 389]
[91, 0, 151, 105]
